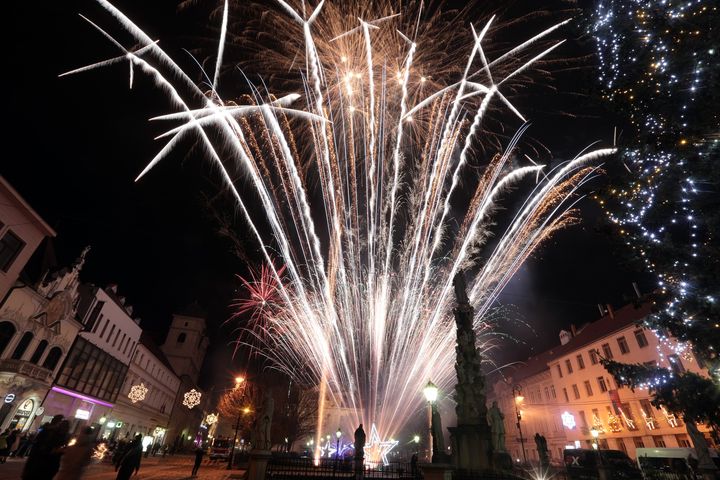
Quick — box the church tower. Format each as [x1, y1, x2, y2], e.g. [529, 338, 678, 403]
[160, 304, 209, 384]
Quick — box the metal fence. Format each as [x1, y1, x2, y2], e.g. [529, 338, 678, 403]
[267, 457, 418, 480]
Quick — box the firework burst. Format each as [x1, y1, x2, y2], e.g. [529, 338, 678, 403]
[65, 0, 614, 444]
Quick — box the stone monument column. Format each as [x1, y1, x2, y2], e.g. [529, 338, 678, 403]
[447, 270, 493, 472]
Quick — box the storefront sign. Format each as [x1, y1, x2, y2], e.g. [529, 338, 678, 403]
[17, 399, 34, 413]
[4, 393, 15, 404]
[75, 409, 91, 420]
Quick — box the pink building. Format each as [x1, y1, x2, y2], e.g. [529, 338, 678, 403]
[488, 302, 715, 463]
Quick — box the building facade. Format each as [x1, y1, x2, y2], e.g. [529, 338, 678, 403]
[0, 249, 88, 432]
[110, 332, 181, 445]
[0, 176, 56, 302]
[42, 284, 142, 432]
[161, 309, 210, 449]
[488, 302, 715, 463]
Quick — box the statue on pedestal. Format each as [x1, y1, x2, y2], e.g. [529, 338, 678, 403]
[354, 424, 366, 480]
[487, 401, 506, 453]
[534, 433, 549, 469]
[254, 392, 274, 450]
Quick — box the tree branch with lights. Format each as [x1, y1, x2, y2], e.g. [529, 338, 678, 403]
[590, 0, 720, 418]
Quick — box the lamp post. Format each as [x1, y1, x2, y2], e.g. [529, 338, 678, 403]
[413, 435, 420, 455]
[227, 376, 247, 470]
[423, 380, 441, 463]
[512, 385, 527, 465]
[336, 429, 342, 459]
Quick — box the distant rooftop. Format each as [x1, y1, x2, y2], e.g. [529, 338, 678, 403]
[511, 301, 652, 382]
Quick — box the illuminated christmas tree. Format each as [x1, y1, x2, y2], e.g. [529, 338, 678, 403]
[590, 0, 719, 428]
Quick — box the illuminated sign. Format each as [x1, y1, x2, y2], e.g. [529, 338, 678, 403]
[4, 394, 15, 404]
[75, 409, 91, 420]
[561, 411, 576, 429]
[106, 421, 116, 429]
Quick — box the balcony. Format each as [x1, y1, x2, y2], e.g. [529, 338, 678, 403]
[0, 359, 53, 383]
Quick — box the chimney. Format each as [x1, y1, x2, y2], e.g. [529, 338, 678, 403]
[107, 283, 118, 293]
[632, 282, 642, 299]
[559, 330, 572, 345]
[606, 303, 615, 320]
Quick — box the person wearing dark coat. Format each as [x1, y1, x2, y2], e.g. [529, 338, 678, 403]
[21, 416, 70, 480]
[115, 434, 143, 480]
[192, 446, 205, 476]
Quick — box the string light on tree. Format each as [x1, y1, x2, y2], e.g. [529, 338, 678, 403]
[128, 383, 148, 403]
[183, 389, 202, 409]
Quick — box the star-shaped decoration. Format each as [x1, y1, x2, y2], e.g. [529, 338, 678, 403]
[183, 389, 202, 409]
[128, 383, 148, 403]
[363, 424, 398, 466]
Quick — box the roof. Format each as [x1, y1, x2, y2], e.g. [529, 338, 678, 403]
[0, 176, 56, 237]
[140, 331, 177, 375]
[511, 302, 653, 382]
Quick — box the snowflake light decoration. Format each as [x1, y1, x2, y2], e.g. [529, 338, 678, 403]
[128, 383, 148, 403]
[205, 413, 218, 425]
[183, 389, 202, 409]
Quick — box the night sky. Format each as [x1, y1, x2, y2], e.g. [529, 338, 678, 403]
[5, 0, 647, 389]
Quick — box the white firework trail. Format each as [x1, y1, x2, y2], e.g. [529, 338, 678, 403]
[65, 0, 615, 450]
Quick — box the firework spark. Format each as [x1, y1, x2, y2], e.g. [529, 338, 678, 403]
[66, 0, 614, 446]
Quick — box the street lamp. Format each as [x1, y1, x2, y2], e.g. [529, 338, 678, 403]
[590, 427, 604, 469]
[512, 385, 528, 465]
[227, 375, 249, 471]
[413, 435, 420, 455]
[423, 380, 444, 463]
[336, 429, 342, 459]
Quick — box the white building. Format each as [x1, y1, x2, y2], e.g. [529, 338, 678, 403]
[42, 283, 142, 431]
[110, 332, 181, 445]
[0, 249, 88, 432]
[488, 302, 716, 462]
[0, 176, 56, 301]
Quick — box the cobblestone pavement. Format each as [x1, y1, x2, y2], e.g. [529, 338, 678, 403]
[0, 454, 245, 480]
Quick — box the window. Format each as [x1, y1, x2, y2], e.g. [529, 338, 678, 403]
[56, 337, 129, 402]
[87, 302, 105, 331]
[601, 343, 613, 359]
[634, 329, 649, 348]
[556, 364, 563, 378]
[643, 361, 657, 368]
[565, 359, 574, 375]
[29, 339, 48, 364]
[617, 336, 630, 354]
[578, 411, 588, 428]
[576, 354, 585, 370]
[668, 354, 685, 373]
[42, 347, 63, 370]
[544, 387, 550, 400]
[0, 321, 17, 356]
[652, 436, 666, 448]
[562, 388, 569, 403]
[177, 332, 186, 344]
[0, 230, 25, 272]
[572, 384, 580, 400]
[616, 438, 628, 454]
[589, 349, 598, 365]
[597, 376, 608, 393]
[633, 437, 645, 448]
[99, 319, 110, 339]
[584, 380, 594, 396]
[675, 435, 691, 448]
[11, 332, 33, 360]
[550, 386, 556, 399]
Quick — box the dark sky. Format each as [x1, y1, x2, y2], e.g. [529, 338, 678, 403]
[4, 0, 646, 388]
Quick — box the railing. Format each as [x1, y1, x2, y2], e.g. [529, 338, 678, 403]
[0, 359, 52, 382]
[267, 457, 418, 479]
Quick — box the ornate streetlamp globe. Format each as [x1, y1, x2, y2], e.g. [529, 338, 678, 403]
[590, 428, 599, 439]
[423, 380, 438, 403]
[413, 435, 420, 443]
[336, 428, 342, 439]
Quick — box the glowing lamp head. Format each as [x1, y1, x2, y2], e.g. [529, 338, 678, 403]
[235, 376, 245, 384]
[515, 395, 524, 404]
[413, 435, 420, 443]
[243, 407, 251, 414]
[99, 416, 107, 425]
[336, 429, 342, 439]
[326, 434, 331, 441]
[590, 428, 599, 439]
[423, 380, 438, 403]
